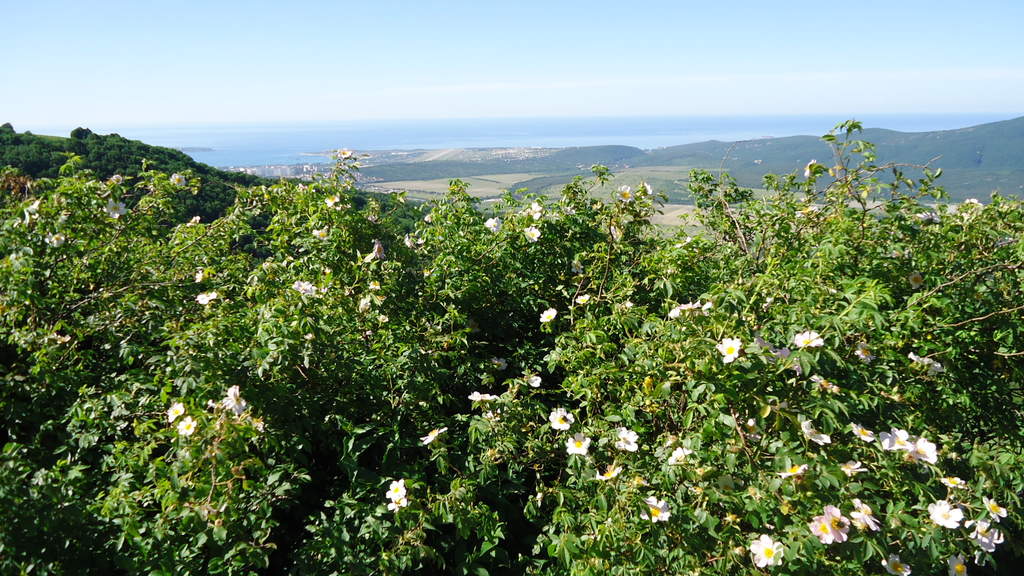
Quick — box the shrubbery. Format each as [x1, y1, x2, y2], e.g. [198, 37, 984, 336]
[1, 124, 1022, 575]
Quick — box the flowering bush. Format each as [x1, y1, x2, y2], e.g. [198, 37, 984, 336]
[1, 124, 1022, 574]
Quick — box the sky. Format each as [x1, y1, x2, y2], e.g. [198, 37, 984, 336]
[2, 0, 1023, 129]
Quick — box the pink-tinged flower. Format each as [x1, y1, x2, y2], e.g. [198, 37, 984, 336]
[854, 341, 875, 363]
[851, 423, 875, 442]
[808, 505, 850, 544]
[983, 496, 1008, 521]
[967, 519, 1004, 552]
[880, 428, 913, 452]
[850, 499, 881, 531]
[749, 534, 784, 567]
[640, 496, 670, 522]
[614, 427, 639, 452]
[793, 330, 824, 349]
[801, 420, 832, 445]
[840, 461, 865, 477]
[883, 554, 912, 575]
[910, 436, 938, 464]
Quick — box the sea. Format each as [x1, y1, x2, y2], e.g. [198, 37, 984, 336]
[29, 114, 1017, 168]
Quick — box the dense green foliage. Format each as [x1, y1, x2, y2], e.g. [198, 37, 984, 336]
[1, 124, 1022, 575]
[0, 124, 264, 221]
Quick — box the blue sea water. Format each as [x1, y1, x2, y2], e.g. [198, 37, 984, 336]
[32, 114, 1017, 167]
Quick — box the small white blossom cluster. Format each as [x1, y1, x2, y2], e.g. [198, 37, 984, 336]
[385, 479, 408, 512]
[668, 300, 711, 319]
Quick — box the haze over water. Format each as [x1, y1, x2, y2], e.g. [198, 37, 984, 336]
[33, 114, 1013, 168]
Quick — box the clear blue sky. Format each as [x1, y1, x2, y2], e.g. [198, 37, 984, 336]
[3, 0, 1022, 128]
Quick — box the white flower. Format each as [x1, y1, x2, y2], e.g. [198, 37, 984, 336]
[908, 271, 924, 289]
[947, 555, 968, 576]
[883, 554, 912, 575]
[358, 296, 372, 313]
[167, 402, 185, 423]
[983, 496, 1007, 521]
[104, 199, 127, 219]
[811, 374, 840, 393]
[641, 496, 670, 522]
[609, 224, 622, 242]
[716, 337, 742, 363]
[387, 496, 408, 511]
[566, 433, 591, 455]
[571, 261, 584, 275]
[196, 291, 218, 305]
[548, 408, 574, 430]
[195, 269, 206, 283]
[575, 294, 591, 305]
[917, 211, 941, 224]
[403, 234, 416, 249]
[222, 385, 247, 416]
[910, 436, 938, 464]
[312, 228, 328, 240]
[614, 427, 639, 452]
[596, 464, 622, 481]
[527, 375, 542, 388]
[368, 281, 381, 291]
[840, 461, 865, 477]
[668, 446, 693, 465]
[778, 464, 807, 478]
[386, 479, 407, 502]
[490, 357, 508, 370]
[967, 519, 1005, 552]
[420, 427, 448, 445]
[850, 499, 881, 531]
[45, 232, 66, 247]
[929, 500, 964, 529]
[801, 420, 832, 445]
[749, 534, 784, 568]
[109, 174, 123, 184]
[941, 476, 967, 489]
[523, 226, 541, 242]
[176, 416, 197, 437]
[854, 342, 875, 363]
[527, 201, 543, 220]
[804, 159, 817, 179]
[325, 195, 341, 209]
[908, 352, 944, 374]
[362, 239, 385, 262]
[292, 280, 319, 296]
[880, 428, 914, 452]
[188, 215, 201, 225]
[851, 423, 875, 442]
[484, 217, 501, 232]
[793, 330, 824, 349]
[809, 505, 849, 544]
[617, 185, 634, 202]
[337, 148, 353, 159]
[170, 173, 187, 186]
[468, 391, 499, 403]
[540, 308, 557, 323]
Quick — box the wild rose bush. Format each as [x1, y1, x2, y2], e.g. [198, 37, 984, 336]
[1, 123, 1022, 575]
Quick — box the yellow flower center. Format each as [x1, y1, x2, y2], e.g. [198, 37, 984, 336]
[893, 562, 904, 572]
[763, 547, 774, 558]
[818, 522, 830, 534]
[575, 441, 583, 448]
[989, 503, 1001, 513]
[788, 466, 800, 474]
[650, 507, 661, 517]
[725, 346, 736, 355]
[955, 563, 966, 574]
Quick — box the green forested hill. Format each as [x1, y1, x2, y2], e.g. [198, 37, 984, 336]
[0, 123, 265, 220]
[637, 116, 1024, 199]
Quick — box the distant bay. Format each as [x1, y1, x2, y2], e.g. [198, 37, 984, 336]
[28, 114, 1017, 167]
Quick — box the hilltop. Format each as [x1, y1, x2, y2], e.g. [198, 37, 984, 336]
[358, 116, 1024, 202]
[0, 123, 265, 221]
